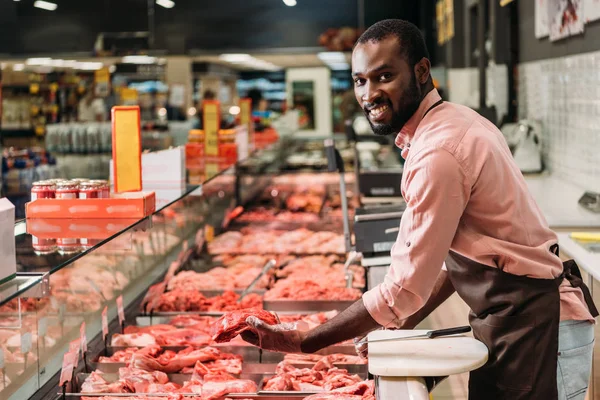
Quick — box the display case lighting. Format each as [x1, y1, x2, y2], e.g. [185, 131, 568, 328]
[327, 62, 350, 70]
[219, 54, 253, 63]
[283, 0, 297, 6]
[122, 55, 157, 64]
[33, 0, 57, 11]
[156, 0, 175, 8]
[229, 106, 241, 115]
[13, 64, 25, 71]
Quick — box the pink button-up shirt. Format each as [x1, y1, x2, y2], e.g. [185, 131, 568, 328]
[362, 89, 594, 328]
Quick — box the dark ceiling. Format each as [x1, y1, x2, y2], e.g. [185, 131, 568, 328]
[0, 0, 421, 56]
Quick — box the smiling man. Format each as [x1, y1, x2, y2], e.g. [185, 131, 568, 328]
[241, 20, 597, 400]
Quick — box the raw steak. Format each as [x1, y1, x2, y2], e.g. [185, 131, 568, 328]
[111, 333, 157, 347]
[212, 308, 278, 343]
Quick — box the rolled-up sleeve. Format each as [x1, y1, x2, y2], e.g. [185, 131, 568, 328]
[362, 148, 469, 328]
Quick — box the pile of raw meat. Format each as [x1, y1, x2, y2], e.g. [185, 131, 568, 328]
[111, 315, 252, 347]
[99, 345, 242, 375]
[212, 309, 279, 343]
[284, 353, 367, 365]
[208, 228, 344, 255]
[262, 361, 374, 395]
[81, 367, 257, 400]
[166, 267, 272, 292]
[149, 290, 262, 313]
[265, 279, 361, 301]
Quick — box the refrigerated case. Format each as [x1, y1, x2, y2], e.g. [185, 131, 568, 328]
[0, 135, 371, 400]
[0, 143, 280, 399]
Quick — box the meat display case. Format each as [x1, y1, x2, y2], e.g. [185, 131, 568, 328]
[0, 140, 286, 400]
[0, 135, 376, 400]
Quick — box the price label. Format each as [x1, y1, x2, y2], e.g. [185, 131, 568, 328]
[69, 339, 80, 356]
[21, 332, 32, 354]
[79, 322, 87, 355]
[59, 351, 76, 387]
[102, 306, 108, 341]
[116, 295, 125, 326]
[0, 348, 5, 369]
[29, 83, 40, 94]
[205, 225, 214, 243]
[39, 317, 48, 337]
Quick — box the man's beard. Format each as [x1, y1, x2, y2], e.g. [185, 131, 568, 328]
[368, 74, 422, 136]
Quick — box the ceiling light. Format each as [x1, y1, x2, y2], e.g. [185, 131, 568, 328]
[122, 55, 157, 64]
[219, 54, 252, 63]
[26, 57, 51, 65]
[156, 0, 175, 8]
[187, 107, 197, 116]
[158, 108, 167, 117]
[13, 64, 25, 71]
[318, 52, 346, 62]
[283, 0, 297, 6]
[229, 106, 241, 115]
[34, 0, 57, 11]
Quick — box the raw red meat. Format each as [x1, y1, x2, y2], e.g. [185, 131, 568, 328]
[151, 290, 262, 312]
[262, 361, 368, 394]
[201, 379, 258, 400]
[111, 333, 157, 347]
[303, 394, 364, 400]
[212, 308, 278, 343]
[264, 279, 361, 301]
[284, 353, 367, 365]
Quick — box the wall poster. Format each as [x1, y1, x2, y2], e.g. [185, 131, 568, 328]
[548, 0, 585, 41]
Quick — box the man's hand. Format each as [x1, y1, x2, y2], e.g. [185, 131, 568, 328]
[240, 316, 305, 353]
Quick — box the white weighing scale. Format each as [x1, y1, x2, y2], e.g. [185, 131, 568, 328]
[367, 329, 489, 399]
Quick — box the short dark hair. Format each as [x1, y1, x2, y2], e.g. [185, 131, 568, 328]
[356, 19, 429, 67]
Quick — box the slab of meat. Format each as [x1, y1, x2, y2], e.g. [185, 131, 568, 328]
[201, 379, 258, 400]
[278, 311, 339, 330]
[153, 328, 212, 347]
[151, 290, 262, 312]
[124, 324, 178, 336]
[80, 371, 130, 393]
[208, 231, 243, 254]
[263, 361, 368, 394]
[264, 279, 361, 301]
[284, 353, 367, 365]
[303, 394, 364, 400]
[111, 333, 157, 347]
[212, 308, 278, 343]
[99, 348, 139, 364]
[180, 358, 243, 376]
[167, 266, 271, 292]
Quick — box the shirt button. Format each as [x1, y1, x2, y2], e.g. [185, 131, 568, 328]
[407, 143, 411, 148]
[406, 241, 411, 247]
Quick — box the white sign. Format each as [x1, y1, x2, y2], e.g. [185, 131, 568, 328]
[584, 0, 600, 22]
[0, 199, 16, 283]
[0, 348, 5, 369]
[536, 0, 550, 38]
[116, 295, 125, 326]
[39, 317, 48, 337]
[110, 147, 186, 190]
[102, 306, 109, 340]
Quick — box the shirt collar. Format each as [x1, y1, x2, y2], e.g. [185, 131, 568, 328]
[394, 88, 442, 149]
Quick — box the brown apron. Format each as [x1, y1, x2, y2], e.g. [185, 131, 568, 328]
[444, 245, 598, 399]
